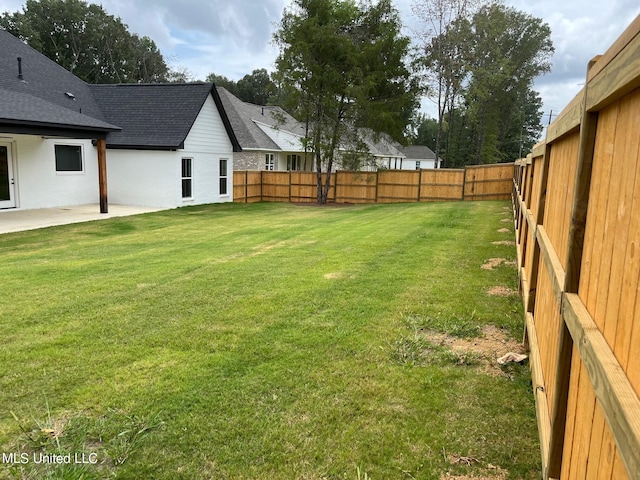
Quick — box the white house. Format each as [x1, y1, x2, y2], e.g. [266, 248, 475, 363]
[0, 29, 241, 213]
[391, 145, 442, 170]
[90, 83, 240, 208]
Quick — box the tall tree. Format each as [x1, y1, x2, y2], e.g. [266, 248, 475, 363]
[0, 0, 169, 83]
[274, 0, 418, 203]
[412, 0, 481, 167]
[414, 2, 552, 166]
[462, 3, 552, 163]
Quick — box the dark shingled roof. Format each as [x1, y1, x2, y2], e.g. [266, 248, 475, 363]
[0, 29, 120, 135]
[91, 83, 217, 149]
[0, 30, 241, 151]
[90, 83, 241, 151]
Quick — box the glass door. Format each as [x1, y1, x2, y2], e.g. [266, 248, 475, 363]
[0, 145, 16, 209]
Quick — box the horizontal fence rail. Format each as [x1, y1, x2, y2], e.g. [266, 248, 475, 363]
[233, 164, 513, 204]
[513, 14, 640, 480]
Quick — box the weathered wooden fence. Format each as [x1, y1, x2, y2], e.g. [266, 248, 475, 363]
[513, 15, 640, 480]
[233, 163, 512, 204]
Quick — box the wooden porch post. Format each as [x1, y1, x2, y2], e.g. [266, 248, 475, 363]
[97, 138, 108, 214]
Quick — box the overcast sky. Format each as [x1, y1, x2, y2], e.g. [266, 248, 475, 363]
[1, 0, 639, 124]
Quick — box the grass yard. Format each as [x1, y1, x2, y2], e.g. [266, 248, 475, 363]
[0, 201, 539, 479]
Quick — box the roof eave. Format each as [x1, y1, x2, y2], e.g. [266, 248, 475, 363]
[105, 142, 185, 151]
[0, 120, 119, 139]
[210, 85, 243, 152]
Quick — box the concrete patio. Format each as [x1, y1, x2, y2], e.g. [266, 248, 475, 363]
[0, 204, 167, 234]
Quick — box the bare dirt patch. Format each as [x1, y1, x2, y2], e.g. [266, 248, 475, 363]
[491, 240, 515, 246]
[480, 258, 517, 270]
[324, 272, 343, 279]
[486, 286, 518, 297]
[323, 272, 355, 280]
[250, 240, 290, 256]
[422, 325, 525, 376]
[433, 325, 521, 358]
[500, 218, 512, 223]
[497, 228, 511, 233]
[440, 453, 509, 480]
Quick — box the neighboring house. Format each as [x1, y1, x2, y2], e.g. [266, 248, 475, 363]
[217, 87, 312, 172]
[218, 87, 407, 173]
[352, 128, 406, 171]
[393, 145, 442, 170]
[0, 29, 240, 212]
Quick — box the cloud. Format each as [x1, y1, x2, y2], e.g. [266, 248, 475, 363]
[97, 0, 284, 80]
[107, 0, 282, 54]
[1, 0, 639, 122]
[505, 0, 640, 112]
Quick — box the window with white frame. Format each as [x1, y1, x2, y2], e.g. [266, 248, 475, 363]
[181, 158, 192, 198]
[55, 144, 83, 172]
[415, 161, 421, 170]
[265, 153, 275, 171]
[219, 158, 228, 195]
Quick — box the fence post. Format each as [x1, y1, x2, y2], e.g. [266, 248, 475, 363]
[461, 167, 468, 201]
[417, 169, 423, 202]
[334, 171, 337, 202]
[526, 144, 551, 314]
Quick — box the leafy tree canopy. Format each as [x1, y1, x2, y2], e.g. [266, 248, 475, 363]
[413, 0, 553, 165]
[273, 0, 419, 202]
[0, 0, 169, 83]
[206, 69, 277, 105]
[461, 3, 553, 163]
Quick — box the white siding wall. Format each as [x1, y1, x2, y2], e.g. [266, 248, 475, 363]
[181, 94, 234, 205]
[10, 135, 99, 210]
[107, 93, 234, 208]
[106, 150, 178, 208]
[386, 158, 439, 170]
[183, 95, 232, 153]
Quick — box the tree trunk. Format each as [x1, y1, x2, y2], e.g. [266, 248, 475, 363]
[316, 151, 324, 204]
[322, 168, 332, 204]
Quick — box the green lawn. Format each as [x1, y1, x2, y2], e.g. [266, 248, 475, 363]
[0, 201, 539, 479]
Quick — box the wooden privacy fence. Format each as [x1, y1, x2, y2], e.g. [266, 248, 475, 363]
[233, 163, 513, 204]
[513, 15, 640, 480]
